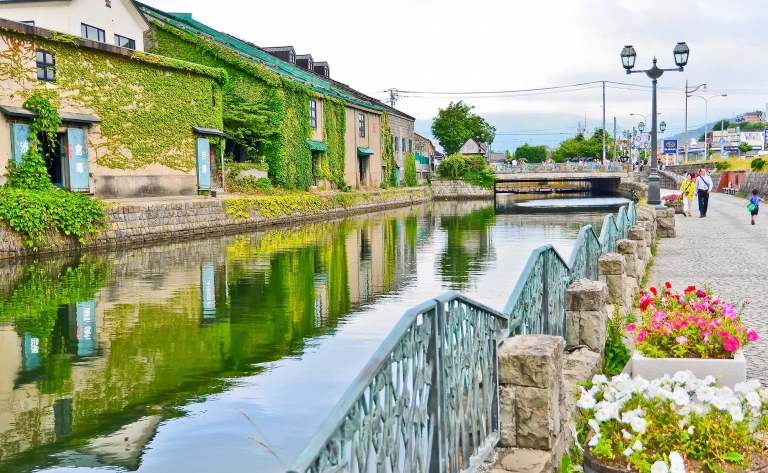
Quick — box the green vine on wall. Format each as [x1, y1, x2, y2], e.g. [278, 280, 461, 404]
[403, 151, 417, 187]
[0, 29, 224, 172]
[381, 112, 397, 187]
[0, 92, 106, 249]
[146, 20, 346, 190]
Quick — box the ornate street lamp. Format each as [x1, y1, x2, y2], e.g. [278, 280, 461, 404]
[638, 122, 645, 133]
[660, 121, 667, 133]
[620, 42, 690, 209]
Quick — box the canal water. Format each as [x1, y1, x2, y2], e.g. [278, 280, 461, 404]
[0, 196, 628, 473]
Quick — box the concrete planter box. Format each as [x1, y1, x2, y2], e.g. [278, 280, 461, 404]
[585, 447, 768, 473]
[629, 349, 746, 387]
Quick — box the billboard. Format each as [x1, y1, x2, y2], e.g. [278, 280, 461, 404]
[764, 128, 768, 151]
[663, 140, 678, 153]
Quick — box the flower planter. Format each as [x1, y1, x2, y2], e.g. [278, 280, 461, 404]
[630, 349, 746, 388]
[585, 447, 768, 473]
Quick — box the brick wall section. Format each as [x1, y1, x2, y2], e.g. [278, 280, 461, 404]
[431, 179, 494, 199]
[735, 173, 768, 196]
[665, 163, 717, 175]
[0, 188, 432, 259]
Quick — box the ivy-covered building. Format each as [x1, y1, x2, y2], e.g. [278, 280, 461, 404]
[0, 18, 226, 197]
[137, 4, 386, 190]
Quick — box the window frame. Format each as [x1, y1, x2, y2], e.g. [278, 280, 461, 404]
[19, 20, 35, 26]
[114, 34, 136, 50]
[359, 113, 365, 138]
[36, 48, 55, 82]
[81, 23, 106, 43]
[309, 100, 317, 129]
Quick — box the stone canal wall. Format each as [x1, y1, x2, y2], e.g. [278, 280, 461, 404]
[431, 179, 494, 199]
[0, 188, 432, 259]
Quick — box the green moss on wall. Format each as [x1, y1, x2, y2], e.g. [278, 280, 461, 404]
[381, 113, 397, 187]
[0, 30, 224, 172]
[318, 99, 347, 189]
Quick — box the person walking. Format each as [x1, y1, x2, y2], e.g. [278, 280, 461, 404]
[745, 189, 763, 225]
[696, 168, 713, 218]
[680, 173, 696, 217]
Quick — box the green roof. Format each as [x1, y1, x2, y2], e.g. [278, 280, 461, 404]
[307, 140, 328, 152]
[136, 2, 381, 112]
[357, 147, 374, 156]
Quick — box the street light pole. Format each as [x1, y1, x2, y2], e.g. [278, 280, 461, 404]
[690, 94, 727, 160]
[684, 81, 707, 162]
[621, 42, 690, 209]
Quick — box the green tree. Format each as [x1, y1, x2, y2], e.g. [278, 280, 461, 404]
[430, 101, 496, 155]
[551, 128, 613, 162]
[504, 150, 514, 161]
[739, 141, 753, 154]
[403, 151, 417, 187]
[514, 143, 547, 163]
[380, 113, 397, 187]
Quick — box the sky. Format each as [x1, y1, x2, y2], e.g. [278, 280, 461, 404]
[143, 0, 768, 151]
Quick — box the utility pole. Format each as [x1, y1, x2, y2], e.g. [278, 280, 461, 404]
[602, 81, 606, 162]
[385, 88, 400, 108]
[684, 79, 689, 162]
[613, 117, 617, 161]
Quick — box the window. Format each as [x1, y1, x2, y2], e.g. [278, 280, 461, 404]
[36, 49, 55, 82]
[309, 100, 317, 129]
[394, 137, 398, 152]
[212, 84, 216, 107]
[114, 34, 135, 49]
[402, 138, 406, 152]
[359, 113, 365, 137]
[19, 21, 35, 26]
[81, 23, 106, 43]
[289, 51, 295, 64]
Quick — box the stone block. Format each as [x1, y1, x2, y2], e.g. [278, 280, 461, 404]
[498, 335, 563, 388]
[628, 225, 645, 242]
[500, 449, 553, 473]
[565, 310, 580, 349]
[579, 310, 608, 352]
[499, 386, 516, 447]
[516, 385, 558, 449]
[598, 253, 625, 276]
[566, 279, 607, 312]
[657, 215, 676, 238]
[616, 239, 637, 255]
[563, 348, 601, 385]
[605, 274, 628, 306]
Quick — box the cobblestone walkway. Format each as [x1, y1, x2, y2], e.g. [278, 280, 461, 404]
[649, 191, 768, 383]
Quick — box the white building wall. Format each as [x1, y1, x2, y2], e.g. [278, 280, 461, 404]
[0, 0, 148, 51]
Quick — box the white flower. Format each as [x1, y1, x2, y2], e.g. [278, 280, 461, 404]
[690, 404, 706, 416]
[669, 452, 686, 473]
[588, 419, 600, 433]
[577, 394, 596, 410]
[677, 417, 689, 430]
[702, 375, 716, 386]
[695, 385, 715, 403]
[687, 426, 694, 435]
[729, 405, 744, 422]
[593, 374, 608, 385]
[711, 395, 729, 411]
[746, 391, 762, 409]
[622, 429, 632, 440]
[651, 461, 669, 473]
[629, 416, 647, 434]
[671, 388, 690, 407]
[747, 379, 762, 390]
[673, 371, 693, 384]
[632, 440, 643, 451]
[623, 447, 634, 457]
[734, 382, 751, 396]
[588, 433, 600, 447]
[594, 406, 611, 423]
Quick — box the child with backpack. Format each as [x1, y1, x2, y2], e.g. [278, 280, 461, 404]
[745, 189, 763, 225]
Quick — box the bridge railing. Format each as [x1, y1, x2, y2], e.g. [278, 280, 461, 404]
[494, 162, 629, 173]
[287, 292, 509, 473]
[287, 202, 637, 473]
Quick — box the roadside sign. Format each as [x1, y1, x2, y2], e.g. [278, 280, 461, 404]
[663, 140, 678, 153]
[635, 135, 642, 142]
[719, 137, 726, 144]
[706, 138, 712, 144]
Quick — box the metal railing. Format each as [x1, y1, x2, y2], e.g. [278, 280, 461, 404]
[494, 162, 630, 173]
[287, 202, 637, 473]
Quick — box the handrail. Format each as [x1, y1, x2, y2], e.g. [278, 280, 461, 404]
[287, 203, 637, 473]
[287, 292, 509, 473]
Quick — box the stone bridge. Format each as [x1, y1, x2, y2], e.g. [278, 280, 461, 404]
[494, 168, 634, 195]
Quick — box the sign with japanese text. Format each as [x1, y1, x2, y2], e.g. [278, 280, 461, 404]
[11, 123, 30, 163]
[76, 300, 96, 356]
[196, 138, 211, 190]
[67, 128, 90, 191]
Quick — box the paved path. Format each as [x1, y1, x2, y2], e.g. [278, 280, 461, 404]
[649, 191, 768, 383]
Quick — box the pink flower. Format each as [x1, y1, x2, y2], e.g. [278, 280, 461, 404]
[652, 321, 663, 330]
[747, 330, 760, 342]
[626, 323, 637, 332]
[696, 289, 707, 298]
[675, 336, 688, 344]
[701, 331, 712, 338]
[636, 330, 648, 343]
[723, 337, 740, 352]
[717, 330, 730, 338]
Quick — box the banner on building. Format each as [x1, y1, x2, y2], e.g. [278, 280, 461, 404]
[763, 128, 768, 151]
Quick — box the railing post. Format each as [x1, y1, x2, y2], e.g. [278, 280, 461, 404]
[429, 301, 446, 473]
[541, 250, 550, 334]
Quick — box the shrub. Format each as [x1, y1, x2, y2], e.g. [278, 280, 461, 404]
[603, 304, 632, 377]
[436, 153, 494, 188]
[403, 151, 417, 187]
[751, 157, 766, 172]
[628, 283, 757, 359]
[715, 160, 732, 172]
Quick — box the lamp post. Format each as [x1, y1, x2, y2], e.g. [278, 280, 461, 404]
[689, 94, 727, 160]
[621, 42, 690, 209]
[684, 82, 707, 162]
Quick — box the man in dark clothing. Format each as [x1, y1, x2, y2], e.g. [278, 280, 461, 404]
[696, 168, 714, 217]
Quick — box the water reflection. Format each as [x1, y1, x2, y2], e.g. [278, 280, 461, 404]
[0, 200, 620, 473]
